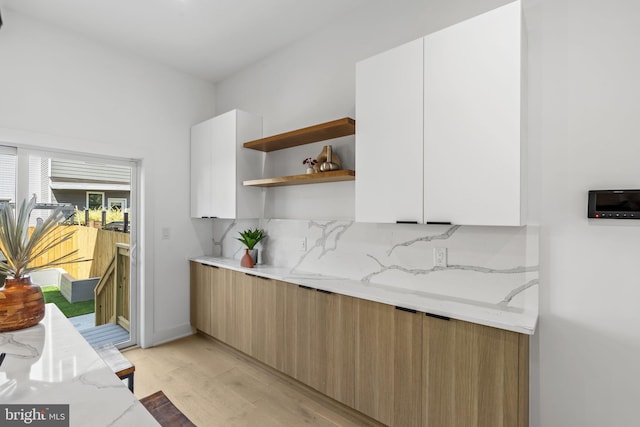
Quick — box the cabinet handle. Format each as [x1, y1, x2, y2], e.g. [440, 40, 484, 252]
[426, 221, 452, 225]
[395, 306, 417, 314]
[425, 312, 450, 321]
[396, 220, 418, 224]
[298, 285, 314, 290]
[245, 273, 269, 280]
[200, 263, 218, 268]
[200, 216, 218, 219]
[316, 289, 333, 294]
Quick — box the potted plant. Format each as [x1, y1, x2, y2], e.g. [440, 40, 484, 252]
[236, 228, 266, 268]
[0, 197, 85, 331]
[303, 157, 317, 174]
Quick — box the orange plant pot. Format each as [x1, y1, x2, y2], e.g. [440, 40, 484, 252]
[0, 276, 46, 332]
[240, 249, 254, 268]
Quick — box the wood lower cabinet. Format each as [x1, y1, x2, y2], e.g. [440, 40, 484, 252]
[223, 270, 281, 366]
[311, 290, 355, 407]
[190, 263, 530, 427]
[354, 299, 423, 426]
[278, 283, 356, 407]
[190, 262, 212, 336]
[423, 315, 529, 427]
[249, 274, 281, 368]
[279, 282, 316, 383]
[191, 264, 280, 364]
[209, 267, 229, 342]
[227, 270, 252, 354]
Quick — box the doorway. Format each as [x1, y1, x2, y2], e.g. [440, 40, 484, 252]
[0, 145, 139, 349]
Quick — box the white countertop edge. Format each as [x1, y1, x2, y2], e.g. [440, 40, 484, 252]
[0, 304, 159, 426]
[191, 256, 538, 335]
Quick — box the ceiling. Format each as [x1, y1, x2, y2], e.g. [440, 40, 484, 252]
[0, 0, 371, 83]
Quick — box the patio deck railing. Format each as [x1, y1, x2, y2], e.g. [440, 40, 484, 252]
[94, 243, 130, 330]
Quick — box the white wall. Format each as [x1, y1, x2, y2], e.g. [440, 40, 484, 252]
[0, 11, 217, 347]
[528, 0, 640, 426]
[216, 0, 640, 425]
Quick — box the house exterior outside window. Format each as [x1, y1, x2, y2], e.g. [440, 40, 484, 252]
[87, 191, 105, 210]
[46, 159, 131, 210]
[108, 198, 127, 211]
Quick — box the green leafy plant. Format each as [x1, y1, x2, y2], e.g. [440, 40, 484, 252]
[0, 197, 87, 279]
[236, 228, 266, 250]
[71, 207, 125, 225]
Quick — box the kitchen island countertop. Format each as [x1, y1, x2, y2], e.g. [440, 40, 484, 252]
[0, 304, 158, 427]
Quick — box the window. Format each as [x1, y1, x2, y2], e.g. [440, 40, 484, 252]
[108, 198, 127, 211]
[0, 146, 17, 205]
[86, 191, 105, 210]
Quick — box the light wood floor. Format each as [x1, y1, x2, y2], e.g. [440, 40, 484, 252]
[123, 334, 382, 427]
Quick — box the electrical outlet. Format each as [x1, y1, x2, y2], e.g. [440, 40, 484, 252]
[433, 247, 447, 267]
[300, 237, 307, 251]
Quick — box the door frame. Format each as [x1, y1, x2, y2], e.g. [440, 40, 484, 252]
[15, 146, 140, 349]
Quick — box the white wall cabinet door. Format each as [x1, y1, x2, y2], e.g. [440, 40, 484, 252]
[423, 0, 524, 226]
[355, 1, 525, 226]
[190, 110, 263, 219]
[355, 38, 424, 224]
[190, 119, 213, 218]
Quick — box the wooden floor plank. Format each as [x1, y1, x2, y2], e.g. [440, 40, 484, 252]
[124, 333, 383, 427]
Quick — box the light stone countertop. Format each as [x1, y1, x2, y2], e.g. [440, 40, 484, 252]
[0, 304, 159, 427]
[192, 256, 538, 335]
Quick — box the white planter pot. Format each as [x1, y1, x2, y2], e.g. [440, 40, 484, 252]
[248, 249, 259, 265]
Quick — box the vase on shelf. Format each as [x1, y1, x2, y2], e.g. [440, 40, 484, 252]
[320, 145, 339, 172]
[241, 249, 254, 268]
[0, 276, 46, 332]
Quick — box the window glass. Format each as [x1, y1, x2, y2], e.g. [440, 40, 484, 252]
[87, 192, 105, 210]
[0, 151, 16, 205]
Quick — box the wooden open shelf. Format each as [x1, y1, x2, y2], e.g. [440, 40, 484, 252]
[243, 118, 355, 152]
[243, 169, 355, 187]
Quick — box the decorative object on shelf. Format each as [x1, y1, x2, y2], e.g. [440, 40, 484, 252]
[236, 228, 266, 267]
[242, 117, 354, 187]
[0, 197, 87, 332]
[317, 145, 341, 172]
[303, 157, 317, 174]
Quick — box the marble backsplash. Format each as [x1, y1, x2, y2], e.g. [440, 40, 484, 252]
[211, 219, 539, 314]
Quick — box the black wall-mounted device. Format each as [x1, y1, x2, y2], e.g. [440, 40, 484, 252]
[588, 189, 640, 219]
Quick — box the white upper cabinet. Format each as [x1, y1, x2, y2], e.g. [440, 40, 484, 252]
[190, 110, 263, 219]
[423, 0, 524, 226]
[355, 38, 424, 223]
[190, 118, 213, 218]
[355, 0, 525, 226]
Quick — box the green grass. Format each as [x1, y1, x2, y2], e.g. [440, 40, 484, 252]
[41, 286, 95, 318]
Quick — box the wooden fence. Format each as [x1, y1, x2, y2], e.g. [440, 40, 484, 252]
[27, 225, 130, 280]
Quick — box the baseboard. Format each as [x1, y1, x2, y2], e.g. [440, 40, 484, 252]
[151, 323, 194, 347]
